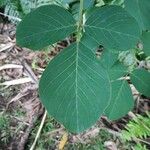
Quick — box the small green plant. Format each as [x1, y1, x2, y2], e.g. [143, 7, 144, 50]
[122, 112, 150, 150]
[26, 116, 58, 149]
[122, 112, 150, 141]
[0, 113, 11, 144]
[16, 0, 150, 133]
[134, 143, 148, 150]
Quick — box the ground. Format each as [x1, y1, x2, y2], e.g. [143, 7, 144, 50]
[0, 22, 150, 150]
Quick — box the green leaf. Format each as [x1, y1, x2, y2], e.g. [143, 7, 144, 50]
[85, 5, 140, 51]
[141, 31, 150, 56]
[16, 3, 140, 133]
[100, 49, 118, 69]
[100, 49, 128, 80]
[105, 80, 134, 120]
[16, 5, 76, 50]
[39, 37, 111, 133]
[124, 0, 150, 31]
[107, 63, 128, 81]
[130, 69, 150, 97]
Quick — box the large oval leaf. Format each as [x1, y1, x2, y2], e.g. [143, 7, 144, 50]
[84, 5, 140, 51]
[125, 0, 150, 31]
[130, 69, 150, 97]
[104, 80, 134, 120]
[16, 5, 76, 50]
[39, 37, 111, 133]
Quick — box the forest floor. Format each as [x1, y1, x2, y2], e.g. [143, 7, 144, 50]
[0, 22, 150, 150]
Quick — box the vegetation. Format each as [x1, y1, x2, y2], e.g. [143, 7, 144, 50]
[0, 0, 150, 149]
[16, 0, 150, 133]
[122, 113, 150, 141]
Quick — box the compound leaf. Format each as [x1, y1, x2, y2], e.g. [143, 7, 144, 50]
[39, 37, 111, 133]
[125, 0, 150, 31]
[105, 80, 134, 120]
[85, 5, 140, 51]
[16, 5, 76, 50]
[130, 69, 150, 97]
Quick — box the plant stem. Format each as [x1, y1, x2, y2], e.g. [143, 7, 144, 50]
[77, 0, 84, 42]
[30, 110, 47, 150]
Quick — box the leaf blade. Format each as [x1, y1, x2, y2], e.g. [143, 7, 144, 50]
[85, 5, 140, 51]
[125, 0, 150, 31]
[130, 69, 150, 97]
[39, 39, 111, 133]
[141, 31, 150, 56]
[105, 80, 134, 120]
[16, 5, 76, 50]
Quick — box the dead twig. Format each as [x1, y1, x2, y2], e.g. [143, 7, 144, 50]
[30, 110, 47, 150]
[0, 43, 15, 52]
[46, 128, 64, 137]
[0, 77, 33, 86]
[18, 108, 44, 150]
[0, 64, 23, 71]
[21, 60, 38, 84]
[6, 84, 38, 109]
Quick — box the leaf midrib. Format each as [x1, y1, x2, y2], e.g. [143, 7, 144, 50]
[75, 42, 79, 132]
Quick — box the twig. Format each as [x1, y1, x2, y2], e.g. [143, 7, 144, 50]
[6, 92, 28, 110]
[0, 43, 14, 52]
[6, 84, 38, 109]
[128, 111, 136, 118]
[21, 60, 38, 84]
[0, 12, 21, 22]
[46, 128, 64, 137]
[101, 127, 122, 137]
[0, 64, 23, 71]
[9, 115, 29, 126]
[18, 108, 44, 150]
[136, 138, 150, 146]
[0, 77, 33, 86]
[30, 110, 47, 150]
